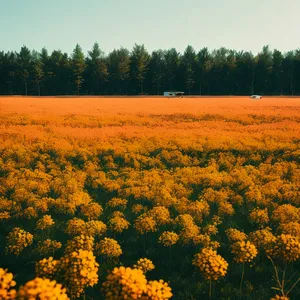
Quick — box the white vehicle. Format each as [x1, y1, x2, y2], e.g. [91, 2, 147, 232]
[250, 95, 262, 99]
[164, 91, 185, 97]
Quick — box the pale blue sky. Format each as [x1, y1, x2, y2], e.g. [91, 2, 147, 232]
[0, 0, 299, 55]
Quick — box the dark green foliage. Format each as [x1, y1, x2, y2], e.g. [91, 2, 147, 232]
[1, 44, 300, 95]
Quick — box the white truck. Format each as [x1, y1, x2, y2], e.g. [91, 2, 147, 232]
[250, 95, 262, 99]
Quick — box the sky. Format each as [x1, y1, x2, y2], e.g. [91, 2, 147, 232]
[0, 0, 299, 55]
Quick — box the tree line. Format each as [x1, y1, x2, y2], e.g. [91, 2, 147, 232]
[0, 43, 300, 96]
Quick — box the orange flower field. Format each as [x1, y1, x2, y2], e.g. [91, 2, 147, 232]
[0, 96, 299, 299]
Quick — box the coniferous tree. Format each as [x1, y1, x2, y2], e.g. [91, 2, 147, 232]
[182, 45, 196, 94]
[131, 44, 150, 94]
[149, 50, 166, 95]
[72, 44, 86, 95]
[31, 51, 44, 96]
[86, 42, 108, 95]
[17, 46, 32, 95]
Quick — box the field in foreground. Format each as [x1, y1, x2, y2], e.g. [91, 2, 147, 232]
[0, 96, 299, 299]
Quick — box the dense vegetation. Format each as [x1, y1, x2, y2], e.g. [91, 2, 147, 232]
[1, 44, 300, 96]
[0, 98, 299, 299]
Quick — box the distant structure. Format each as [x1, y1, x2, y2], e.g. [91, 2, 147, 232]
[250, 95, 262, 99]
[164, 91, 185, 97]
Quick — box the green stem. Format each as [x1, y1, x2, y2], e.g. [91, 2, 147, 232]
[240, 263, 245, 298]
[209, 279, 212, 300]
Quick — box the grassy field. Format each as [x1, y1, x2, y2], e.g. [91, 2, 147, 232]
[0, 96, 299, 299]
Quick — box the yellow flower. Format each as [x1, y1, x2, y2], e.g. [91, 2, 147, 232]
[96, 237, 122, 258]
[134, 258, 155, 273]
[65, 218, 86, 236]
[108, 213, 130, 233]
[61, 250, 99, 299]
[226, 228, 247, 243]
[80, 202, 103, 220]
[231, 241, 258, 263]
[249, 227, 276, 250]
[36, 215, 55, 230]
[270, 296, 289, 300]
[142, 279, 173, 300]
[148, 206, 171, 226]
[102, 266, 147, 300]
[132, 204, 147, 215]
[193, 248, 228, 281]
[17, 277, 69, 299]
[34, 239, 62, 256]
[193, 234, 220, 250]
[107, 197, 128, 210]
[218, 201, 235, 217]
[134, 214, 157, 235]
[64, 235, 94, 256]
[35, 257, 60, 280]
[249, 208, 269, 227]
[266, 234, 300, 262]
[158, 231, 179, 247]
[85, 220, 107, 237]
[0, 268, 16, 300]
[5, 227, 33, 256]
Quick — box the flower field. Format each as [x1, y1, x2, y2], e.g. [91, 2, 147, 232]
[0, 96, 299, 299]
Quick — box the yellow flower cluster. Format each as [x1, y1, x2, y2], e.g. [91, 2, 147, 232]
[249, 227, 276, 250]
[192, 248, 228, 280]
[158, 231, 179, 247]
[249, 208, 269, 227]
[107, 197, 128, 210]
[34, 239, 62, 256]
[84, 220, 107, 237]
[35, 257, 60, 280]
[272, 204, 300, 224]
[218, 201, 235, 217]
[0, 212, 10, 220]
[108, 212, 130, 233]
[266, 234, 300, 262]
[203, 224, 218, 236]
[142, 280, 173, 300]
[270, 295, 289, 300]
[64, 235, 94, 255]
[102, 266, 147, 300]
[226, 228, 247, 243]
[5, 227, 33, 256]
[231, 241, 258, 263]
[175, 214, 200, 245]
[134, 258, 155, 273]
[132, 204, 146, 215]
[80, 202, 103, 220]
[17, 277, 69, 300]
[175, 214, 194, 228]
[280, 222, 300, 240]
[192, 234, 220, 250]
[185, 200, 210, 223]
[110, 211, 125, 218]
[60, 250, 99, 299]
[134, 215, 157, 235]
[96, 237, 122, 258]
[19, 207, 38, 220]
[65, 218, 86, 236]
[65, 218, 107, 237]
[211, 215, 222, 226]
[148, 206, 171, 226]
[179, 224, 200, 245]
[0, 268, 16, 300]
[36, 215, 55, 230]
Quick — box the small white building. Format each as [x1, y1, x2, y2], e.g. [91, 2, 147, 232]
[164, 91, 185, 97]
